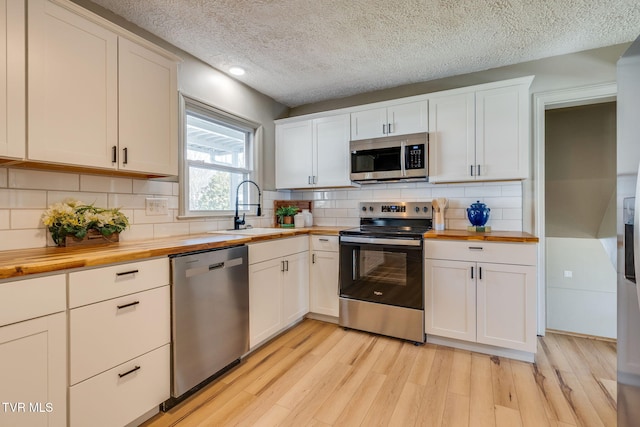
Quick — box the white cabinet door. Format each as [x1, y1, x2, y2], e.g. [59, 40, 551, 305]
[314, 114, 351, 188]
[350, 101, 428, 140]
[282, 251, 310, 325]
[428, 92, 475, 183]
[387, 101, 428, 136]
[310, 250, 339, 317]
[0, 0, 25, 160]
[476, 263, 537, 352]
[475, 84, 529, 180]
[275, 120, 314, 189]
[118, 37, 178, 176]
[249, 258, 283, 348]
[424, 259, 476, 342]
[28, 0, 118, 169]
[0, 312, 66, 427]
[350, 107, 388, 140]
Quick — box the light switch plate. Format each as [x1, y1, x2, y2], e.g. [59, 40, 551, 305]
[145, 198, 168, 216]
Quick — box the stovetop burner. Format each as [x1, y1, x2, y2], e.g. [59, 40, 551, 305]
[340, 202, 433, 238]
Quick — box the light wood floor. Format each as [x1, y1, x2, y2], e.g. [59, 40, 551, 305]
[142, 319, 617, 427]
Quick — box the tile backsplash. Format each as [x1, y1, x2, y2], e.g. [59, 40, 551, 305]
[0, 167, 523, 251]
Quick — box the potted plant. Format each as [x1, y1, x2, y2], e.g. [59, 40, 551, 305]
[41, 199, 129, 247]
[276, 205, 299, 227]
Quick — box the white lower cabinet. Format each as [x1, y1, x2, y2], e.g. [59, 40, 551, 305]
[425, 240, 537, 354]
[309, 235, 339, 317]
[0, 274, 67, 427]
[249, 236, 309, 348]
[68, 258, 171, 426]
[0, 312, 66, 427]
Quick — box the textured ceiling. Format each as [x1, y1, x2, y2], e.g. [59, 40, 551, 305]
[88, 0, 640, 107]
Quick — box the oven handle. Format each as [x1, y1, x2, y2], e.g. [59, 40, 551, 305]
[340, 236, 422, 247]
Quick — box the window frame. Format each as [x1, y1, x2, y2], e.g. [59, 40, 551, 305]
[179, 94, 260, 218]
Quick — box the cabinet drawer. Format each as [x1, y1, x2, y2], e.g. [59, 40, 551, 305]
[0, 274, 65, 327]
[425, 240, 536, 265]
[249, 235, 309, 264]
[310, 235, 339, 252]
[69, 344, 170, 427]
[69, 286, 170, 385]
[69, 257, 170, 308]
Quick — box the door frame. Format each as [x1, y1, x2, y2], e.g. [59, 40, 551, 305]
[532, 82, 617, 335]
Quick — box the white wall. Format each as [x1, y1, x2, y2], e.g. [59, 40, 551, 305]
[546, 237, 617, 338]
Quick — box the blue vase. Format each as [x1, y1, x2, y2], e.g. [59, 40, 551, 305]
[467, 200, 490, 227]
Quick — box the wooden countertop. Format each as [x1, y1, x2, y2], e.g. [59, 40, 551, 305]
[424, 229, 539, 243]
[0, 226, 347, 280]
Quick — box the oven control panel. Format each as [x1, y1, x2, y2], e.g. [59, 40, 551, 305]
[359, 202, 432, 218]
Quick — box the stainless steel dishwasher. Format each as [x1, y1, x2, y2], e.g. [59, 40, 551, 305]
[162, 244, 249, 410]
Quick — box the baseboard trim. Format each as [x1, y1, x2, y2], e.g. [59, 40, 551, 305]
[546, 328, 617, 343]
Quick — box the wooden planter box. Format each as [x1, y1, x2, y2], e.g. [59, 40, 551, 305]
[62, 230, 120, 247]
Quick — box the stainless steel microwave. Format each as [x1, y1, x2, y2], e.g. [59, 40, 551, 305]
[349, 132, 428, 183]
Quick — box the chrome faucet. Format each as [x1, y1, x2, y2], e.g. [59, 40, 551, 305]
[234, 180, 262, 230]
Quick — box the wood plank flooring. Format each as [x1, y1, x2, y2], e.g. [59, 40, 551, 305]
[142, 320, 617, 427]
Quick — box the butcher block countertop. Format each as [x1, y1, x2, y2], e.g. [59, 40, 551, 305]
[424, 229, 539, 243]
[0, 226, 346, 280]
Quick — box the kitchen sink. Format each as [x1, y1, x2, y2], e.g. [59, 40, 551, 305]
[209, 228, 297, 236]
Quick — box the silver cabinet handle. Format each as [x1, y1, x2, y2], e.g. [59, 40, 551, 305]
[382, 124, 387, 134]
[470, 165, 474, 176]
[281, 260, 285, 272]
[479, 266, 483, 280]
[285, 260, 289, 271]
[112, 146, 117, 163]
[471, 266, 474, 279]
[122, 147, 128, 165]
[468, 246, 484, 251]
[388, 122, 393, 134]
[312, 253, 316, 264]
[319, 238, 329, 242]
[477, 164, 481, 176]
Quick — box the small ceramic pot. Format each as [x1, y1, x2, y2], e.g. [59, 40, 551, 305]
[467, 200, 490, 227]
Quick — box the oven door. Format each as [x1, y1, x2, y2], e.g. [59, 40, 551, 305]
[339, 236, 423, 310]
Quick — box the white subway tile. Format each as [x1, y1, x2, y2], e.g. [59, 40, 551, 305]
[337, 217, 360, 227]
[483, 196, 522, 208]
[464, 185, 502, 198]
[328, 208, 349, 217]
[47, 191, 108, 208]
[108, 194, 148, 209]
[335, 199, 358, 209]
[8, 169, 79, 191]
[501, 183, 523, 197]
[172, 182, 180, 196]
[432, 186, 465, 198]
[167, 196, 179, 210]
[153, 222, 190, 238]
[0, 168, 7, 188]
[314, 217, 337, 226]
[11, 210, 46, 229]
[313, 200, 334, 209]
[502, 208, 523, 220]
[0, 189, 48, 208]
[0, 210, 9, 229]
[188, 220, 218, 234]
[0, 229, 47, 250]
[400, 188, 432, 199]
[119, 224, 154, 242]
[80, 175, 132, 193]
[347, 189, 373, 200]
[370, 189, 403, 200]
[132, 179, 174, 196]
[446, 208, 466, 219]
[488, 219, 523, 231]
[132, 209, 174, 225]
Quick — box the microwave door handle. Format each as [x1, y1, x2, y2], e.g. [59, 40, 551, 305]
[400, 141, 406, 177]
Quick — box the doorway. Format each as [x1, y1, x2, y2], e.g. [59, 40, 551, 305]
[544, 102, 617, 338]
[532, 82, 617, 336]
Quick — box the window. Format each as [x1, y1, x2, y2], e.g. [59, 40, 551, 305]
[181, 97, 258, 217]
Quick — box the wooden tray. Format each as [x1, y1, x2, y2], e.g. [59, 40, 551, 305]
[273, 200, 312, 227]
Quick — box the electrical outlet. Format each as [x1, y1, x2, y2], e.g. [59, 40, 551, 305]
[563, 270, 573, 278]
[146, 198, 168, 216]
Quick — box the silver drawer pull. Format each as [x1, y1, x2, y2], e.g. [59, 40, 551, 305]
[118, 365, 140, 378]
[468, 246, 484, 251]
[117, 301, 140, 310]
[116, 269, 139, 277]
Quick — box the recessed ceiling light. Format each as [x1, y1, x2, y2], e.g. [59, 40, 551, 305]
[229, 66, 245, 76]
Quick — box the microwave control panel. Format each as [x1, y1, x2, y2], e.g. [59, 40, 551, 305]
[406, 144, 424, 169]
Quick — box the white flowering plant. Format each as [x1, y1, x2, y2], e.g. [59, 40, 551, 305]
[41, 199, 129, 246]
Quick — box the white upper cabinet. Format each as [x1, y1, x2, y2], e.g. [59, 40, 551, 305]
[350, 100, 428, 140]
[428, 77, 533, 183]
[276, 113, 351, 189]
[0, 0, 25, 160]
[28, 0, 118, 169]
[118, 37, 178, 176]
[27, 0, 178, 176]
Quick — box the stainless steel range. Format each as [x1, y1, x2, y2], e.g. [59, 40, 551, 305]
[339, 201, 432, 343]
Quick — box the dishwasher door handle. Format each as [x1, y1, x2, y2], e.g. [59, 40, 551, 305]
[185, 256, 244, 278]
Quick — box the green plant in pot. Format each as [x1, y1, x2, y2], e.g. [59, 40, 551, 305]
[276, 206, 298, 227]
